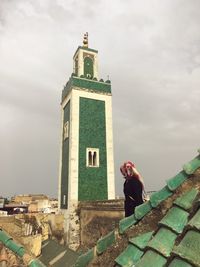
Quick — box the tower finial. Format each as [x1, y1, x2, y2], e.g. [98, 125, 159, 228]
[83, 32, 88, 48]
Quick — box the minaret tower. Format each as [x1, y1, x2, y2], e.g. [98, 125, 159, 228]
[58, 34, 115, 247]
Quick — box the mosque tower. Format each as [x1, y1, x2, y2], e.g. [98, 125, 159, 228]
[58, 33, 115, 246]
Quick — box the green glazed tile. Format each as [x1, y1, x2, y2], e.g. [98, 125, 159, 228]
[96, 231, 115, 255]
[150, 186, 173, 208]
[129, 231, 154, 250]
[173, 230, 200, 267]
[159, 206, 189, 234]
[29, 259, 46, 267]
[168, 257, 193, 267]
[183, 155, 200, 175]
[147, 227, 177, 257]
[135, 250, 167, 267]
[174, 188, 198, 211]
[119, 214, 137, 234]
[74, 248, 94, 267]
[167, 171, 188, 191]
[135, 202, 152, 220]
[115, 244, 143, 267]
[188, 208, 200, 230]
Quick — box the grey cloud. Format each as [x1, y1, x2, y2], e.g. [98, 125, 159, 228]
[0, 0, 200, 198]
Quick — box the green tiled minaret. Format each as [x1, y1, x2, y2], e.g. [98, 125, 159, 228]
[58, 34, 115, 212]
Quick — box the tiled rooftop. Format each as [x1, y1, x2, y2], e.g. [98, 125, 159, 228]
[0, 228, 45, 267]
[39, 239, 79, 267]
[76, 150, 200, 267]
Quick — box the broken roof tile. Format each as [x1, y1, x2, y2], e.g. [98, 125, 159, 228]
[159, 206, 189, 234]
[135, 250, 167, 267]
[115, 244, 143, 267]
[150, 186, 173, 208]
[168, 257, 193, 267]
[119, 214, 137, 234]
[129, 231, 153, 250]
[183, 154, 200, 175]
[174, 188, 198, 211]
[188, 208, 200, 230]
[167, 171, 188, 191]
[134, 201, 152, 220]
[173, 230, 200, 267]
[147, 227, 177, 257]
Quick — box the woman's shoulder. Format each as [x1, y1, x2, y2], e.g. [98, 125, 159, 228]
[129, 177, 143, 187]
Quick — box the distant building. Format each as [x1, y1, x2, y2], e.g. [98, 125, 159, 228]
[10, 194, 54, 213]
[0, 198, 4, 209]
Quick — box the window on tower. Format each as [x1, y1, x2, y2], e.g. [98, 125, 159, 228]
[86, 148, 99, 167]
[63, 121, 69, 140]
[84, 56, 94, 79]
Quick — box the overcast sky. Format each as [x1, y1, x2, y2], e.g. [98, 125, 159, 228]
[0, 0, 200, 198]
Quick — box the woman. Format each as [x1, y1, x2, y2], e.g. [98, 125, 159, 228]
[120, 161, 145, 217]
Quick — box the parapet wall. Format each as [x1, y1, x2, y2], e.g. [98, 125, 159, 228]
[78, 199, 124, 248]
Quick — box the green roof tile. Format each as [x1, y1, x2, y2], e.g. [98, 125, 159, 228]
[135, 250, 167, 267]
[74, 248, 94, 267]
[39, 240, 66, 265]
[168, 258, 193, 267]
[150, 186, 173, 208]
[173, 230, 200, 267]
[174, 188, 198, 211]
[183, 155, 200, 175]
[147, 227, 177, 257]
[115, 245, 143, 267]
[188, 208, 200, 230]
[29, 259, 46, 267]
[119, 214, 137, 234]
[129, 231, 153, 250]
[96, 231, 115, 255]
[167, 171, 188, 191]
[135, 201, 152, 220]
[159, 206, 189, 234]
[0, 230, 25, 257]
[52, 250, 79, 267]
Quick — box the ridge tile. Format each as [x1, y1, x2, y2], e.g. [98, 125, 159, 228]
[174, 188, 198, 211]
[74, 248, 94, 267]
[150, 186, 173, 208]
[135, 202, 152, 220]
[167, 171, 188, 191]
[183, 155, 200, 175]
[119, 214, 137, 234]
[96, 230, 115, 255]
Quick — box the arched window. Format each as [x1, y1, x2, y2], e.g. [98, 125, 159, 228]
[86, 148, 99, 167]
[84, 56, 94, 79]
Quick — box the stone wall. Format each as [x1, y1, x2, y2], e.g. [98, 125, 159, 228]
[78, 199, 124, 248]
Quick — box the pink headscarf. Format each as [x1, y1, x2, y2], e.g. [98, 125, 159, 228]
[120, 161, 145, 189]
